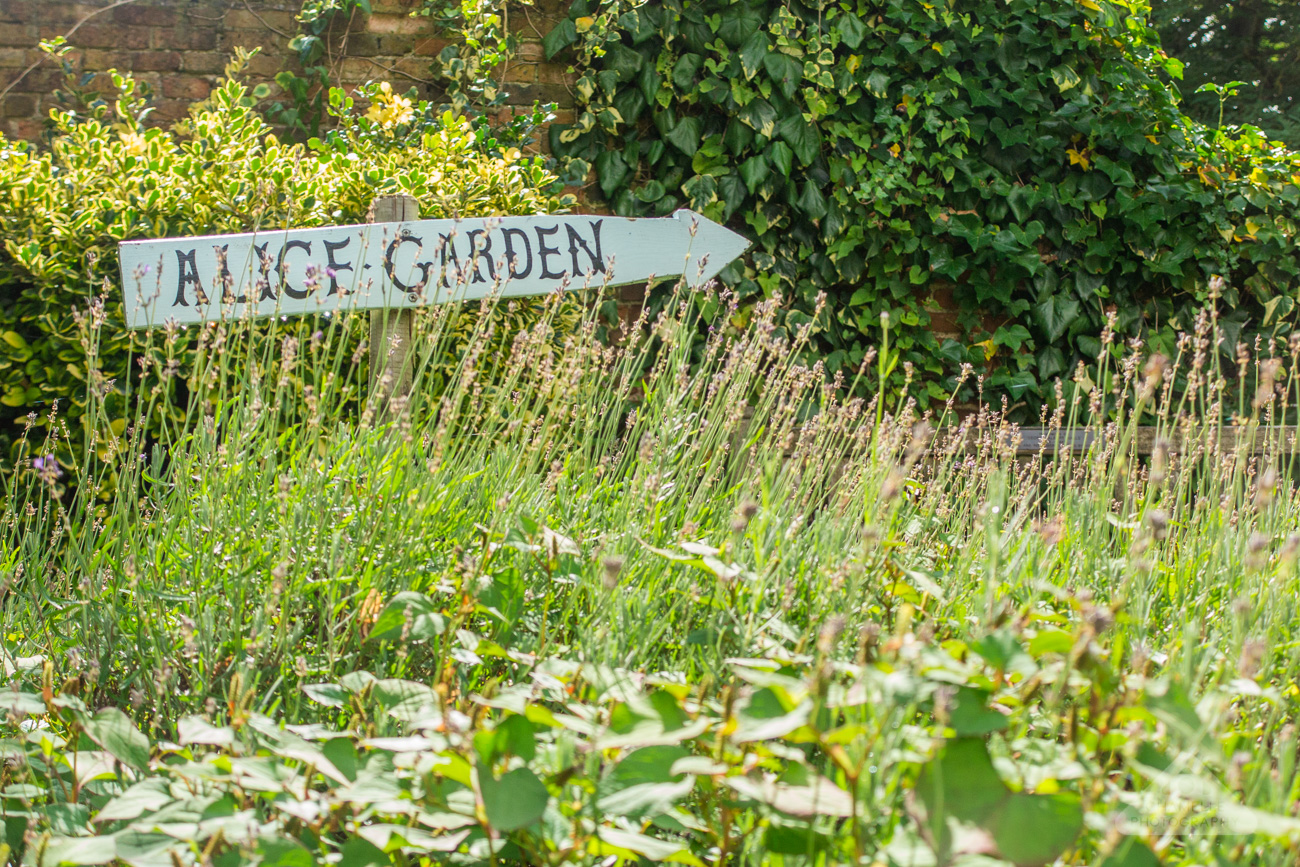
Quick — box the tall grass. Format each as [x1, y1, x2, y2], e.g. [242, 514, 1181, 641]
[4, 261, 1300, 863]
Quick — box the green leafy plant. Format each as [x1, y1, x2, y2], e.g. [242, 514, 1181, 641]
[545, 0, 1300, 417]
[0, 52, 572, 480]
[1, 236, 1299, 863]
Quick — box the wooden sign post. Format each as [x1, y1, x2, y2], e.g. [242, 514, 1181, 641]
[368, 194, 417, 403]
[117, 199, 750, 402]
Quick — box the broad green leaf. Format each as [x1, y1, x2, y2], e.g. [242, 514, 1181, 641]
[738, 32, 772, 79]
[738, 98, 777, 137]
[665, 116, 703, 157]
[1051, 65, 1081, 92]
[95, 779, 173, 823]
[995, 793, 1084, 866]
[767, 141, 793, 177]
[947, 687, 1009, 736]
[478, 766, 548, 831]
[302, 682, 348, 707]
[672, 54, 703, 91]
[763, 52, 802, 101]
[542, 19, 577, 59]
[796, 181, 827, 220]
[596, 828, 706, 865]
[82, 709, 150, 772]
[368, 591, 446, 643]
[39, 835, 117, 866]
[835, 12, 867, 49]
[778, 115, 820, 165]
[595, 150, 629, 199]
[1099, 839, 1162, 867]
[1033, 294, 1081, 344]
[177, 716, 236, 747]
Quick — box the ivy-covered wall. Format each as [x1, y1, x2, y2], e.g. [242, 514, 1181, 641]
[545, 0, 1300, 416]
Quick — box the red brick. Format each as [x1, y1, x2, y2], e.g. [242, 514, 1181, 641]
[152, 25, 217, 51]
[516, 41, 545, 62]
[225, 9, 297, 32]
[368, 13, 423, 34]
[411, 36, 449, 57]
[161, 74, 211, 100]
[72, 24, 150, 50]
[339, 56, 374, 82]
[112, 6, 177, 27]
[0, 24, 36, 46]
[243, 52, 283, 77]
[502, 64, 537, 85]
[13, 69, 64, 91]
[82, 49, 132, 69]
[0, 48, 26, 67]
[1, 93, 36, 117]
[370, 0, 423, 13]
[536, 64, 574, 85]
[376, 34, 417, 54]
[219, 29, 280, 53]
[345, 32, 382, 57]
[127, 51, 181, 72]
[152, 98, 191, 122]
[3, 117, 43, 139]
[180, 51, 226, 74]
[505, 83, 572, 106]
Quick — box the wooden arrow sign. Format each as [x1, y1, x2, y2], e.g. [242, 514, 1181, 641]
[116, 209, 750, 329]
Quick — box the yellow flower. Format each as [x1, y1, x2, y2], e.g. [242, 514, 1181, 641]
[364, 82, 414, 130]
[119, 131, 147, 156]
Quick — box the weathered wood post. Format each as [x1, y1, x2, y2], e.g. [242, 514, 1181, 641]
[368, 194, 418, 407]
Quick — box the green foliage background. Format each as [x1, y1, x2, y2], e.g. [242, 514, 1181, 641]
[1154, 0, 1300, 149]
[546, 0, 1300, 414]
[0, 57, 569, 475]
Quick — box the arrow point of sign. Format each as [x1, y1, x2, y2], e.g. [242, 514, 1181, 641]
[674, 210, 751, 287]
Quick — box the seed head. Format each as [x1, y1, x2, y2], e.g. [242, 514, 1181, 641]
[601, 556, 624, 590]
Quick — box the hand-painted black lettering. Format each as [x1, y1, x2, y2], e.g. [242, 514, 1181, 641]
[212, 244, 240, 303]
[278, 240, 314, 300]
[438, 233, 461, 289]
[323, 237, 354, 296]
[536, 225, 564, 280]
[567, 220, 607, 277]
[501, 227, 532, 279]
[254, 243, 277, 301]
[466, 229, 495, 283]
[385, 232, 431, 295]
[173, 248, 200, 307]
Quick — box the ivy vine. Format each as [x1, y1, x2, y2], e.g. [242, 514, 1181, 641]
[545, 0, 1300, 415]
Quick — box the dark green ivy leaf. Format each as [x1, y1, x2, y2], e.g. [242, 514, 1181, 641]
[715, 4, 766, 48]
[767, 141, 793, 177]
[595, 150, 630, 199]
[542, 19, 577, 59]
[740, 155, 770, 191]
[1033, 293, 1081, 343]
[763, 52, 803, 101]
[738, 98, 777, 137]
[796, 181, 827, 220]
[672, 54, 704, 91]
[778, 114, 820, 165]
[665, 116, 703, 156]
[835, 12, 867, 49]
[739, 32, 772, 79]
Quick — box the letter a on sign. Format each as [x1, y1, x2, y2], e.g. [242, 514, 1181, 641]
[117, 210, 749, 328]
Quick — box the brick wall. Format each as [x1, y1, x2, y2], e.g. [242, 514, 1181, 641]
[0, 0, 576, 144]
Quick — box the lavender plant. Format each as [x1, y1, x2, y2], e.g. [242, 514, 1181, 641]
[0, 258, 1298, 864]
